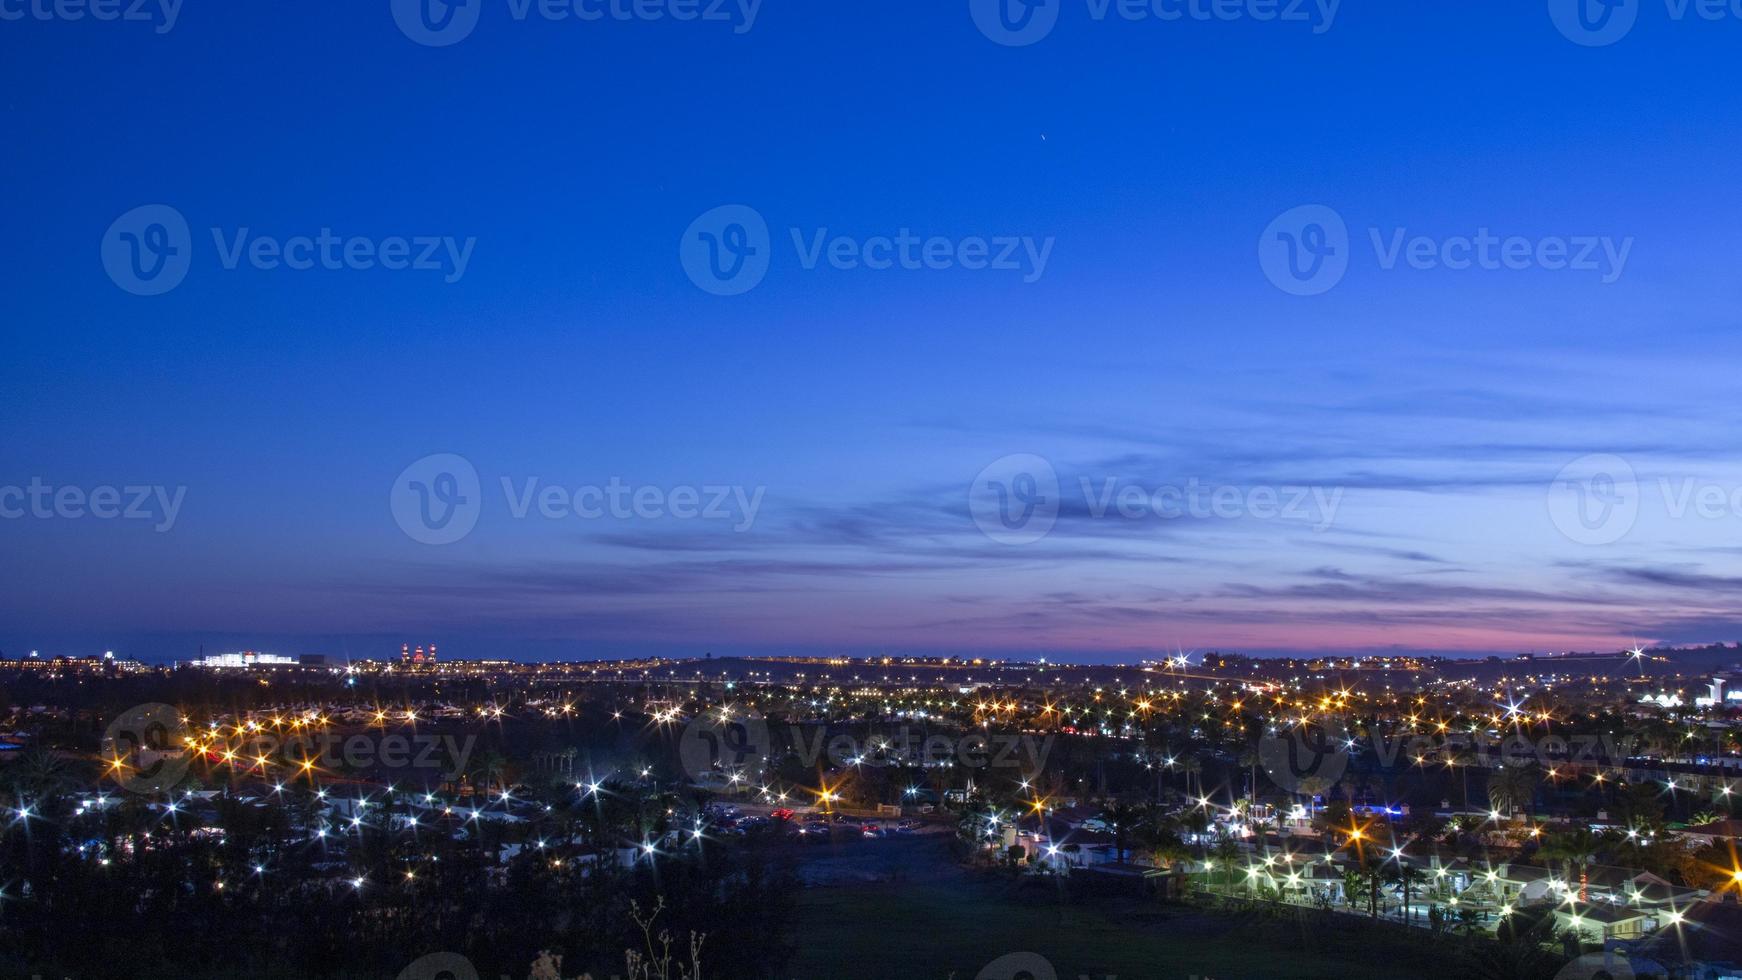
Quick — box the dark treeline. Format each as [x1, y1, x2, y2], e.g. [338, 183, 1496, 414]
[0, 778, 800, 979]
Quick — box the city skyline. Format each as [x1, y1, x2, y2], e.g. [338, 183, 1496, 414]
[9, 2, 1742, 664]
[10, 5, 1742, 976]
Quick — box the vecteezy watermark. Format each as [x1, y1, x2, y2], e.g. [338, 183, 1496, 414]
[976, 953, 1060, 980]
[1080, 477, 1341, 530]
[1548, 0, 1640, 44]
[970, 0, 1338, 46]
[0, 478, 187, 532]
[781, 727, 1055, 774]
[1258, 722, 1350, 793]
[1262, 729, 1639, 795]
[1549, 0, 1742, 47]
[390, 453, 766, 544]
[969, 453, 1343, 545]
[679, 205, 770, 296]
[1368, 731, 1639, 771]
[677, 716, 1055, 780]
[101, 205, 192, 295]
[1653, 477, 1742, 522]
[219, 731, 478, 779]
[1554, 951, 1636, 980]
[679, 710, 772, 779]
[1547, 453, 1639, 546]
[397, 952, 479, 980]
[680, 204, 1054, 295]
[390, 453, 483, 545]
[1257, 204, 1347, 296]
[970, 454, 1061, 545]
[1259, 204, 1634, 295]
[0, 0, 181, 32]
[104, 703, 191, 795]
[1547, 453, 1742, 545]
[101, 205, 476, 295]
[391, 0, 761, 47]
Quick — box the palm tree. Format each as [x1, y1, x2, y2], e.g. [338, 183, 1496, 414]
[1449, 743, 1475, 810]
[1141, 811, 1189, 871]
[1487, 763, 1540, 818]
[1361, 772, 1386, 807]
[1100, 800, 1144, 865]
[0, 748, 75, 800]
[1392, 863, 1424, 925]
[468, 750, 509, 799]
[1541, 826, 1600, 901]
[1344, 855, 1383, 918]
[1296, 775, 1332, 825]
[1639, 716, 1677, 762]
[1237, 744, 1261, 805]
[1342, 866, 1368, 914]
[1211, 831, 1242, 896]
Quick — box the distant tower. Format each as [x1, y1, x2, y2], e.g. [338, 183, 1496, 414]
[401, 643, 412, 665]
[1712, 676, 1728, 704]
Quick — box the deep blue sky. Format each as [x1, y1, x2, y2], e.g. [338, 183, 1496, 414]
[4, 1, 1742, 663]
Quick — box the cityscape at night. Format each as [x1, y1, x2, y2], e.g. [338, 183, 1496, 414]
[7, 0, 1742, 977]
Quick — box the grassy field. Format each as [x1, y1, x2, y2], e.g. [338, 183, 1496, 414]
[786, 877, 1444, 980]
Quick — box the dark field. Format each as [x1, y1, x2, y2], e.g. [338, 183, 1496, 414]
[785, 837, 1442, 980]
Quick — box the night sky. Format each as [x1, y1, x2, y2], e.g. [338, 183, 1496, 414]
[5, 1, 1742, 663]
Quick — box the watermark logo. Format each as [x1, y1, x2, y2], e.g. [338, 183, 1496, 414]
[1258, 723, 1348, 793]
[208, 228, 475, 282]
[1548, 0, 1640, 45]
[1259, 204, 1348, 296]
[970, 453, 1061, 545]
[397, 952, 480, 980]
[1547, 453, 1638, 546]
[1, 0, 182, 32]
[1553, 952, 1636, 980]
[970, 0, 1060, 46]
[787, 726, 1054, 773]
[972, 0, 1337, 44]
[682, 205, 1055, 295]
[1551, 0, 1742, 48]
[1657, 476, 1742, 523]
[391, 456, 765, 544]
[392, 0, 482, 45]
[391, 453, 483, 545]
[1082, 477, 1341, 531]
[1368, 731, 1636, 771]
[102, 204, 192, 296]
[681, 204, 770, 295]
[678, 711, 772, 780]
[393, 0, 759, 46]
[1262, 204, 1634, 295]
[105, 703, 190, 795]
[0, 479, 187, 532]
[102, 206, 477, 294]
[977, 952, 1058, 980]
[228, 731, 478, 778]
[500, 477, 764, 529]
[971, 459, 1342, 545]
